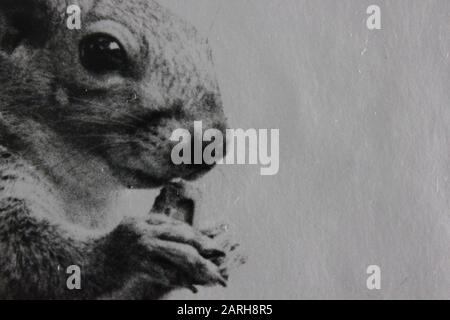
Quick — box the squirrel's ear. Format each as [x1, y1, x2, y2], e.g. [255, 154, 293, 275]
[0, 0, 60, 52]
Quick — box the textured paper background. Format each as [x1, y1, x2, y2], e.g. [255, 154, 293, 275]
[143, 0, 450, 299]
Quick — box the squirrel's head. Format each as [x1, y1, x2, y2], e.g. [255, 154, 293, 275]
[0, 0, 227, 188]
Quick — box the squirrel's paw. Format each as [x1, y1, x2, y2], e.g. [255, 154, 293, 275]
[120, 216, 228, 292]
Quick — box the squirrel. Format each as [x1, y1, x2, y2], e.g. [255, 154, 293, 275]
[0, 0, 243, 299]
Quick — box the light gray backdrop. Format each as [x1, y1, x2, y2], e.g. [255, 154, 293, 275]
[135, 0, 450, 299]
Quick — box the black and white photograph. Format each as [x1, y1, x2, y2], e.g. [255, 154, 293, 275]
[0, 0, 450, 305]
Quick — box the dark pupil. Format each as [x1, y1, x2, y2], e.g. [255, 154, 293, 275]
[79, 34, 126, 74]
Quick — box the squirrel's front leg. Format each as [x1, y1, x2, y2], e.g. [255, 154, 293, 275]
[0, 197, 229, 299]
[0, 196, 138, 300]
[0, 197, 103, 300]
[96, 215, 229, 300]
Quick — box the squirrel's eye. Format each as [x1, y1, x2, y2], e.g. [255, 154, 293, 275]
[79, 34, 128, 74]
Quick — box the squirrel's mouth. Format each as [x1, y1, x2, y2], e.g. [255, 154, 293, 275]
[111, 161, 215, 190]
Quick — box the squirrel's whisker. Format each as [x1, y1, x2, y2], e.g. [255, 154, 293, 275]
[68, 96, 144, 123]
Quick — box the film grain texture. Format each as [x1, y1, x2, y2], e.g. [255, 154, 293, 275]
[1, 0, 450, 300]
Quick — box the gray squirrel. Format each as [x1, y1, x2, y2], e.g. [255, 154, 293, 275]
[0, 0, 242, 299]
